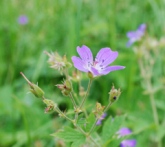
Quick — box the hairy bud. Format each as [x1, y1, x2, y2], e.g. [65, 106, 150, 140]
[43, 99, 57, 113]
[20, 72, 44, 98]
[56, 80, 72, 96]
[109, 85, 121, 103]
[93, 102, 105, 118]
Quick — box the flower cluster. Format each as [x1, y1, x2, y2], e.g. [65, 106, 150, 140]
[21, 44, 125, 146]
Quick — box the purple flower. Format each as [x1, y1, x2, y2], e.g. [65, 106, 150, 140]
[117, 127, 132, 137]
[96, 113, 107, 125]
[18, 15, 28, 25]
[117, 128, 136, 147]
[120, 139, 136, 147]
[126, 24, 146, 47]
[71, 45, 125, 77]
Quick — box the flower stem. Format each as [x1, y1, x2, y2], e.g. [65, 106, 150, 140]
[104, 101, 113, 112]
[148, 88, 162, 147]
[69, 93, 77, 109]
[55, 107, 74, 123]
[79, 79, 92, 109]
[149, 93, 159, 126]
[138, 59, 162, 147]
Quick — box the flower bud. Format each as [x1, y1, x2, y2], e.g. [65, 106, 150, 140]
[45, 51, 72, 73]
[20, 72, 44, 98]
[56, 80, 72, 96]
[29, 84, 45, 98]
[74, 107, 82, 114]
[93, 102, 105, 118]
[109, 85, 121, 103]
[88, 72, 94, 79]
[43, 99, 57, 113]
[72, 71, 81, 82]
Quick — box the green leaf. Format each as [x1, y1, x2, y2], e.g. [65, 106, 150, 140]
[51, 127, 85, 143]
[77, 114, 86, 128]
[157, 118, 165, 140]
[101, 115, 125, 146]
[85, 113, 96, 132]
[71, 139, 85, 147]
[106, 137, 123, 147]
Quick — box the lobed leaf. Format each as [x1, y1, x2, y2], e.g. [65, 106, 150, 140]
[51, 127, 85, 143]
[101, 115, 125, 146]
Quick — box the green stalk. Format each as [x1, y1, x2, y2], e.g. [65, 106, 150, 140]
[148, 84, 162, 147]
[69, 92, 77, 109]
[79, 79, 92, 109]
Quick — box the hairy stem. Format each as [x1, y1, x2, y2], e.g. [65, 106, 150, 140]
[79, 79, 92, 109]
[69, 93, 77, 109]
[148, 83, 162, 147]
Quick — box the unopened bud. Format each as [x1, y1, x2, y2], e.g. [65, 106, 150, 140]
[63, 55, 72, 68]
[61, 90, 70, 96]
[64, 80, 72, 91]
[74, 107, 82, 114]
[43, 99, 57, 113]
[72, 71, 81, 82]
[56, 79, 72, 96]
[88, 72, 94, 79]
[96, 102, 105, 112]
[93, 102, 105, 118]
[109, 85, 121, 103]
[20, 72, 44, 98]
[29, 84, 45, 98]
[56, 84, 65, 90]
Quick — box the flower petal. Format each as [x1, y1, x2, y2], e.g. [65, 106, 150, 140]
[126, 31, 137, 38]
[117, 128, 132, 136]
[120, 139, 136, 147]
[126, 40, 135, 47]
[71, 56, 88, 72]
[100, 66, 125, 75]
[90, 67, 100, 76]
[137, 23, 146, 32]
[77, 45, 93, 64]
[95, 48, 118, 67]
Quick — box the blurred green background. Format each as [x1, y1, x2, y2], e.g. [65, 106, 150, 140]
[0, 0, 165, 146]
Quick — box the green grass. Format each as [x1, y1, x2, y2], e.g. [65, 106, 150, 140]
[0, 0, 165, 146]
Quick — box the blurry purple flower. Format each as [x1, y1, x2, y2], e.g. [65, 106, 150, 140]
[96, 113, 107, 125]
[117, 127, 132, 137]
[18, 15, 28, 25]
[117, 128, 136, 147]
[120, 139, 136, 147]
[71, 45, 125, 77]
[126, 24, 146, 47]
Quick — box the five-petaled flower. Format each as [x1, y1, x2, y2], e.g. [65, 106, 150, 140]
[126, 23, 146, 47]
[117, 127, 136, 147]
[71, 45, 125, 77]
